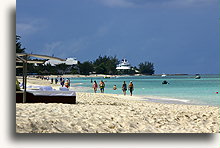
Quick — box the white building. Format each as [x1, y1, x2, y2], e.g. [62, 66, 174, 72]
[44, 58, 78, 66]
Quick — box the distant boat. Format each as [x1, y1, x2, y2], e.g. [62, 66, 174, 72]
[161, 73, 167, 77]
[103, 76, 110, 79]
[116, 58, 131, 70]
[195, 74, 201, 79]
[162, 80, 169, 84]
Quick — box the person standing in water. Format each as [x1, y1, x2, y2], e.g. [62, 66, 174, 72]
[61, 78, 65, 87]
[64, 79, 70, 88]
[99, 80, 105, 93]
[50, 78, 54, 84]
[68, 78, 71, 87]
[93, 81, 98, 93]
[113, 85, 117, 90]
[128, 81, 134, 96]
[55, 77, 58, 84]
[122, 81, 127, 95]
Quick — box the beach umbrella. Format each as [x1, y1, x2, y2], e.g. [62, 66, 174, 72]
[16, 53, 65, 103]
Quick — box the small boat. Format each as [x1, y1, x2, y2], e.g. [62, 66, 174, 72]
[162, 80, 169, 84]
[195, 74, 201, 79]
[103, 76, 110, 79]
[161, 73, 167, 77]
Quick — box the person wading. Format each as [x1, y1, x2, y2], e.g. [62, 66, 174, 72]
[64, 79, 70, 88]
[93, 81, 98, 93]
[128, 81, 134, 96]
[122, 81, 127, 96]
[99, 80, 105, 93]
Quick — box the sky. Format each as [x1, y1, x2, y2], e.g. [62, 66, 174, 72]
[16, 0, 219, 74]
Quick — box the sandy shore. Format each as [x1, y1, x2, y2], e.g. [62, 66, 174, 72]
[37, 74, 133, 78]
[16, 77, 219, 133]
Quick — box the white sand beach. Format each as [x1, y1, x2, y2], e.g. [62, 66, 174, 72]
[16, 77, 219, 133]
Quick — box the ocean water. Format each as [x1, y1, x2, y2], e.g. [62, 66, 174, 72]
[69, 74, 220, 106]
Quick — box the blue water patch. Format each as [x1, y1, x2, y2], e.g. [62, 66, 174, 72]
[69, 74, 220, 106]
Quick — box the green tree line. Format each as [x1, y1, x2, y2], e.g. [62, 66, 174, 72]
[16, 35, 155, 75]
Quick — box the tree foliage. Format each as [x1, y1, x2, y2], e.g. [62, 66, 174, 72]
[93, 55, 119, 74]
[16, 35, 25, 53]
[16, 35, 26, 75]
[138, 61, 155, 75]
[78, 61, 94, 75]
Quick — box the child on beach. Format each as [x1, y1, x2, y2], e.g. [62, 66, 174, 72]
[92, 81, 98, 93]
[128, 81, 134, 96]
[122, 81, 127, 95]
[99, 80, 105, 93]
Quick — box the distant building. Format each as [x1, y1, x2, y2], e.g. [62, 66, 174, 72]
[44, 58, 78, 66]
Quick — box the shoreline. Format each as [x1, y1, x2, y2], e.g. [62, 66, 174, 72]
[17, 76, 217, 107]
[16, 77, 190, 106]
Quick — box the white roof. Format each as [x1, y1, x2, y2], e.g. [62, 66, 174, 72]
[16, 53, 65, 61]
[44, 58, 78, 66]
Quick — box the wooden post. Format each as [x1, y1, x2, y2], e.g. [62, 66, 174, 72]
[22, 63, 25, 89]
[23, 55, 27, 103]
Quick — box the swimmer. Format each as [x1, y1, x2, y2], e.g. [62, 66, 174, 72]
[113, 85, 117, 90]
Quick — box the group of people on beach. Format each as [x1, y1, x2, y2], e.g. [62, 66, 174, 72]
[92, 80, 134, 96]
[36, 75, 70, 88]
[56, 76, 71, 88]
[36, 75, 50, 80]
[92, 80, 105, 93]
[36, 75, 134, 95]
[122, 81, 134, 96]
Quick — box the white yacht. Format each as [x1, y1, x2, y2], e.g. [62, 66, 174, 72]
[116, 58, 131, 70]
[161, 73, 167, 77]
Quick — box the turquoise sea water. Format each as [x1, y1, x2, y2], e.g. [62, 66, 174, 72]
[69, 74, 220, 106]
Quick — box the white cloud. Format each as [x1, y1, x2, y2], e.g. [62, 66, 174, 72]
[44, 41, 63, 56]
[16, 23, 37, 35]
[45, 41, 62, 50]
[97, 0, 217, 8]
[16, 18, 47, 36]
[95, 23, 114, 37]
[163, 0, 218, 7]
[98, 0, 134, 8]
[42, 37, 90, 58]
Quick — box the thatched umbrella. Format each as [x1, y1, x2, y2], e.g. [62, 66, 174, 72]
[16, 53, 65, 103]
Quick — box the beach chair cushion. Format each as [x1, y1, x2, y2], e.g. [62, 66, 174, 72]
[59, 87, 69, 91]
